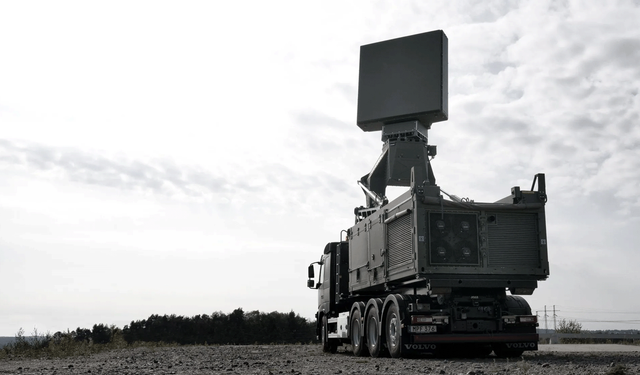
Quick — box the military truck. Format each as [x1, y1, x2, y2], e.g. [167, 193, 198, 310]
[306, 30, 549, 358]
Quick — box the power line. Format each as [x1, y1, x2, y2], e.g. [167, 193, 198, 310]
[532, 305, 640, 327]
[552, 314, 640, 325]
[546, 305, 640, 314]
[559, 311, 640, 315]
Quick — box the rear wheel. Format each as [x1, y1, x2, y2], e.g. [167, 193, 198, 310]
[504, 295, 532, 315]
[350, 309, 367, 356]
[321, 315, 337, 353]
[495, 296, 531, 358]
[366, 305, 382, 357]
[385, 303, 403, 358]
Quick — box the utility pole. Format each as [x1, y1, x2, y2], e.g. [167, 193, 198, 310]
[544, 305, 548, 332]
[553, 305, 557, 331]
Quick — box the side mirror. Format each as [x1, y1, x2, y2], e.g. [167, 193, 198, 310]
[307, 279, 314, 288]
[308, 264, 315, 278]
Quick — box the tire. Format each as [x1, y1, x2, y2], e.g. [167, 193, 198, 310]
[504, 295, 532, 315]
[366, 305, 382, 357]
[350, 309, 368, 356]
[321, 315, 337, 353]
[385, 303, 403, 358]
[495, 296, 530, 357]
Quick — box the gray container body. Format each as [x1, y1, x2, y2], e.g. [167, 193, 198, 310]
[348, 190, 549, 294]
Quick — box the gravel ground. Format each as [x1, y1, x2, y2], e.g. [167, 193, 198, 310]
[1, 344, 639, 374]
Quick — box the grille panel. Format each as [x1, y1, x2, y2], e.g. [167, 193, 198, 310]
[388, 214, 412, 268]
[487, 213, 540, 268]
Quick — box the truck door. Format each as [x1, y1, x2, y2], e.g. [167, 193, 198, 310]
[318, 254, 332, 311]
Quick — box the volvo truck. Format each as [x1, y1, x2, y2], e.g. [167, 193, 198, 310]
[306, 30, 549, 358]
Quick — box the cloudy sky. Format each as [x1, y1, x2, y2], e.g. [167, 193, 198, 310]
[1, 0, 640, 336]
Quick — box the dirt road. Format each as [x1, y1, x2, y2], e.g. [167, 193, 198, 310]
[1, 344, 639, 374]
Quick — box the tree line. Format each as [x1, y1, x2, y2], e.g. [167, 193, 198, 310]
[122, 308, 315, 345]
[3, 308, 316, 356]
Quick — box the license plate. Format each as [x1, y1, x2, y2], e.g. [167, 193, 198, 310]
[409, 325, 437, 333]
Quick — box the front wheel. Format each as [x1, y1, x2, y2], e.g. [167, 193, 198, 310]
[321, 316, 337, 353]
[385, 303, 403, 358]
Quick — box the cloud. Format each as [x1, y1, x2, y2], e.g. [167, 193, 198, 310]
[291, 110, 348, 131]
[3, 0, 640, 333]
[0, 139, 236, 199]
[0, 138, 364, 220]
[430, 1, 640, 212]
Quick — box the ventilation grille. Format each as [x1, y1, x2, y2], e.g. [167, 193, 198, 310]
[388, 214, 413, 268]
[487, 213, 540, 268]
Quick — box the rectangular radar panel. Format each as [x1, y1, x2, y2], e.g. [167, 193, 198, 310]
[357, 30, 448, 132]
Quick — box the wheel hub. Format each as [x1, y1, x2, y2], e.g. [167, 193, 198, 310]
[389, 315, 398, 346]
